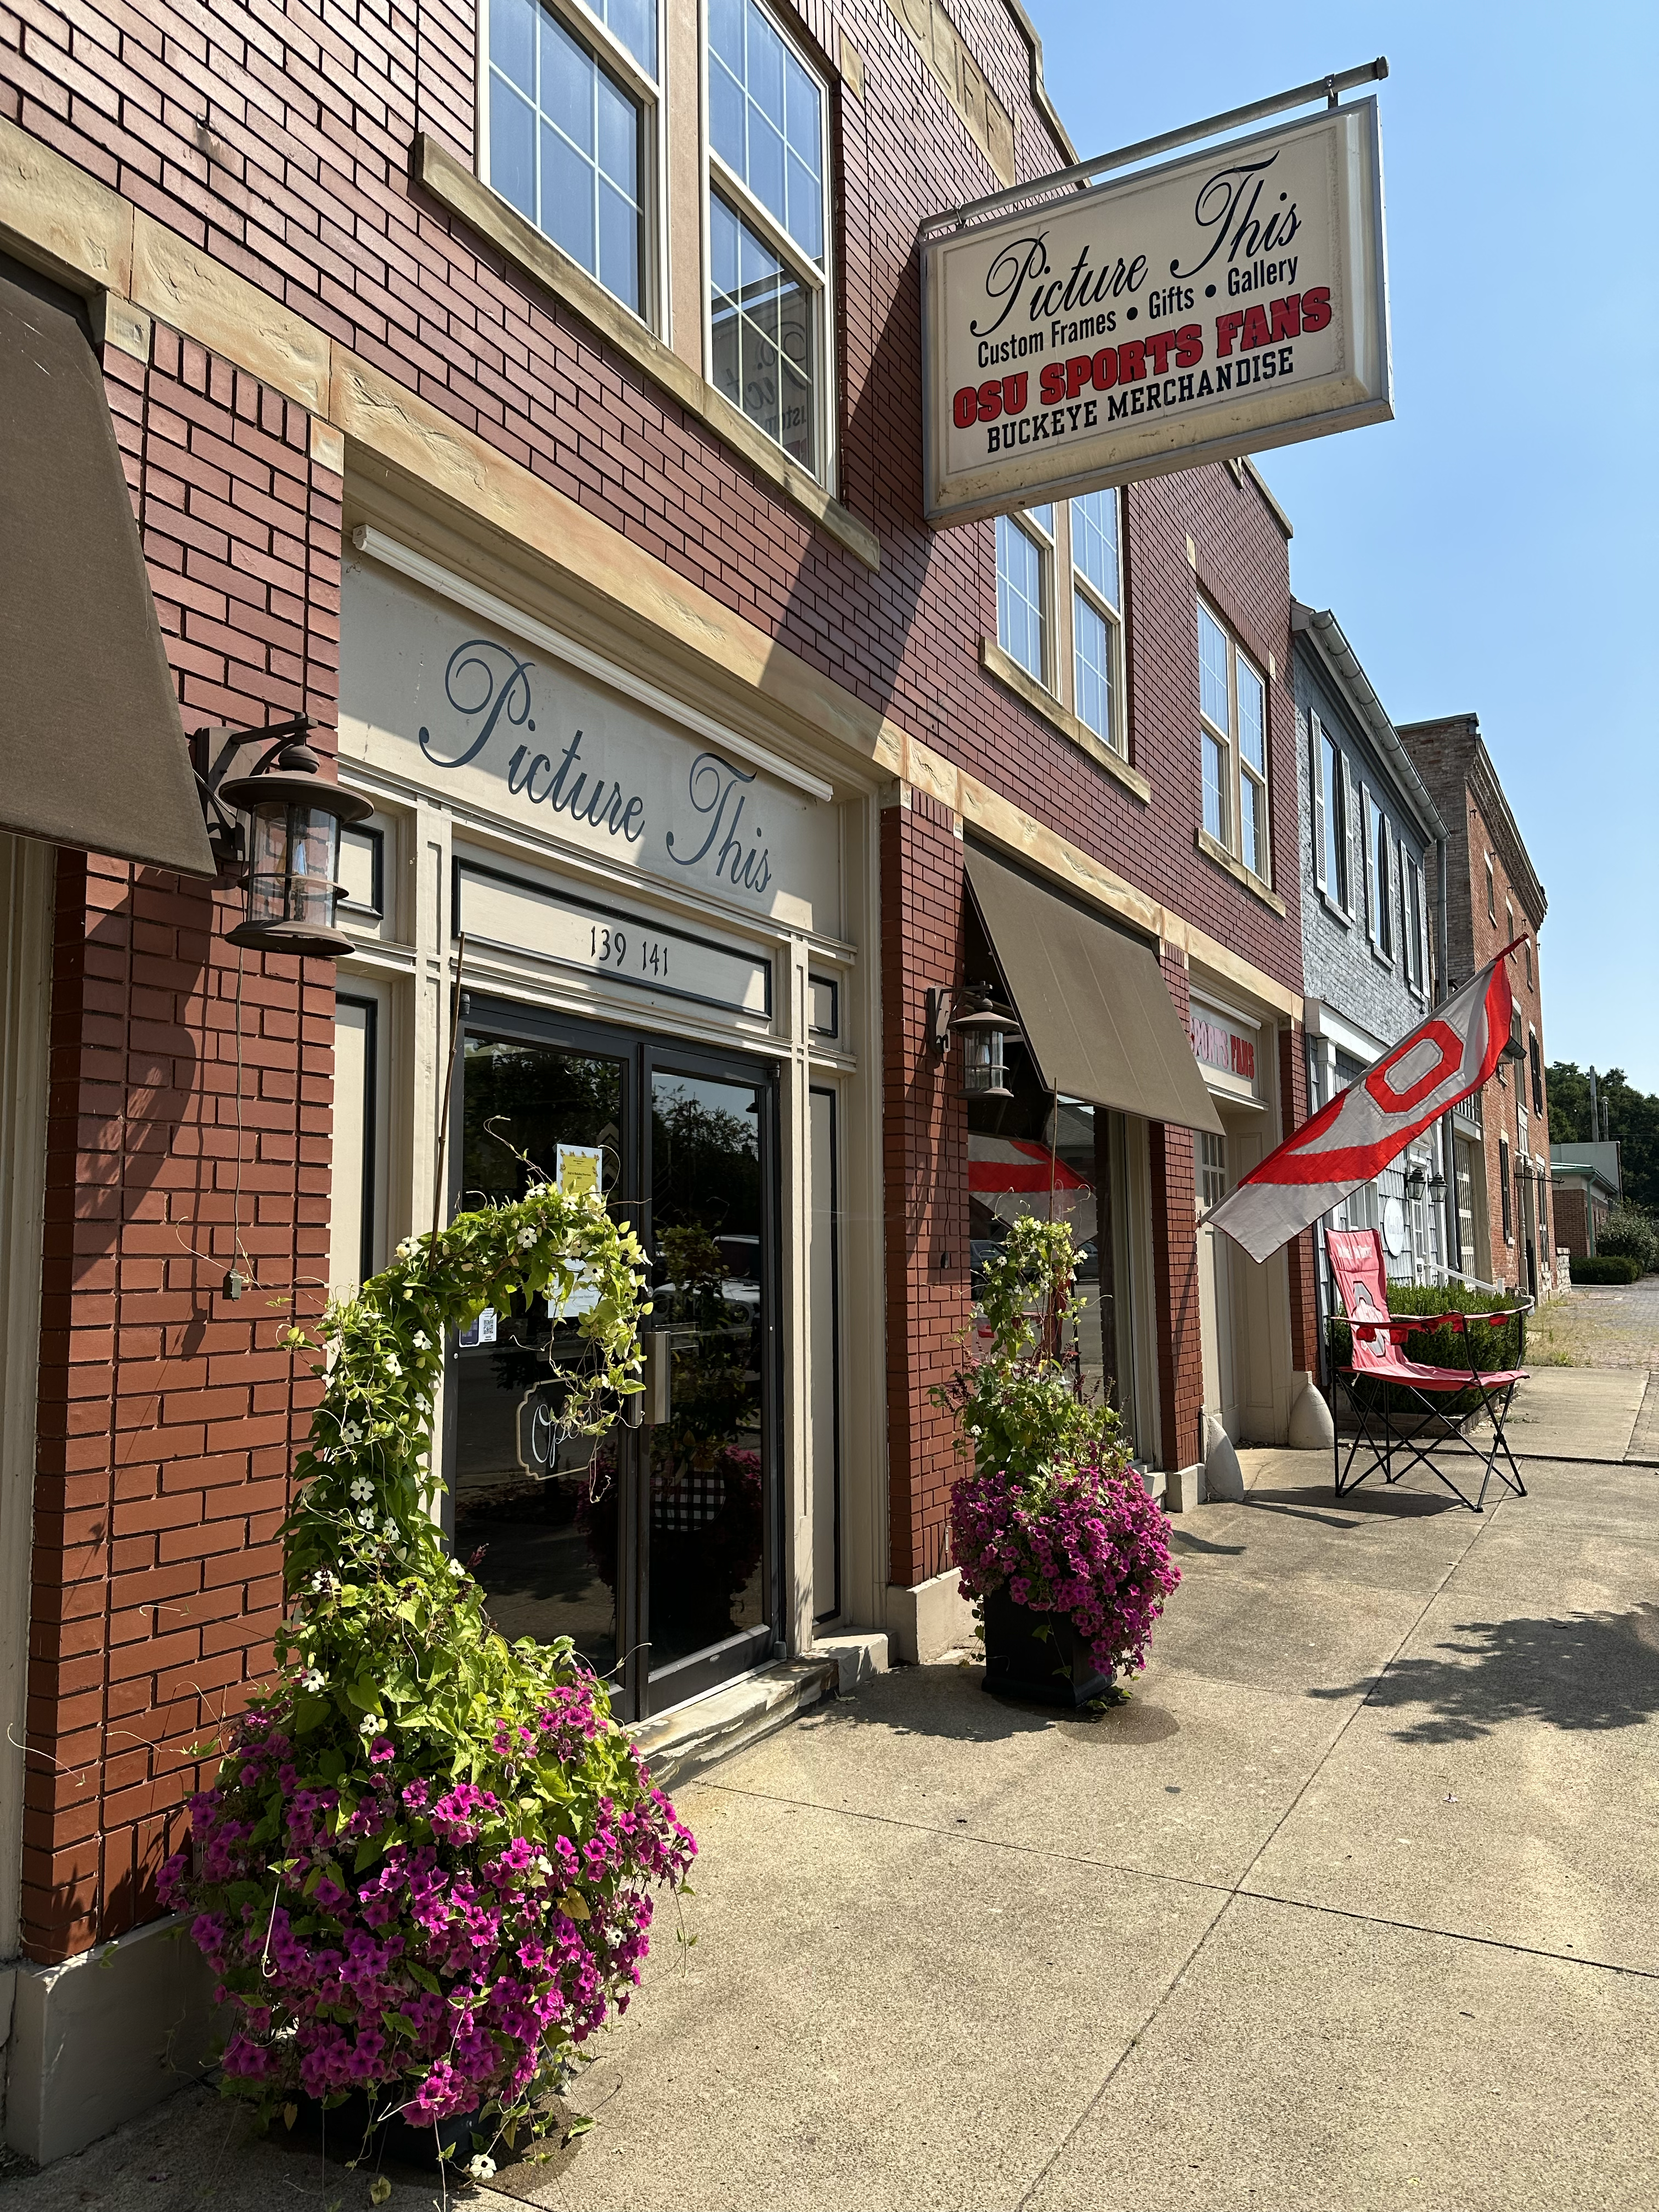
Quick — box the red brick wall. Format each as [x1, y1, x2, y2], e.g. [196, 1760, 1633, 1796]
[22, 325, 339, 1963]
[880, 791, 969, 1588]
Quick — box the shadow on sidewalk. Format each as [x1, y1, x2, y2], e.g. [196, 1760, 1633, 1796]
[1308, 1602, 1659, 1743]
[806, 1663, 1182, 1747]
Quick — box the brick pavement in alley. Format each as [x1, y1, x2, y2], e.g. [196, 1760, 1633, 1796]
[5, 1360, 1656, 2212]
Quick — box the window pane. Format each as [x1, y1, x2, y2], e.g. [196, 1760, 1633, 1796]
[490, 75, 536, 220]
[1028, 504, 1054, 538]
[1198, 605, 1229, 733]
[714, 0, 824, 264]
[1237, 657, 1265, 772]
[1074, 591, 1116, 745]
[1203, 731, 1226, 842]
[582, 0, 656, 75]
[1071, 489, 1119, 609]
[710, 194, 816, 473]
[599, 176, 640, 306]
[543, 9, 595, 155]
[709, 0, 743, 69]
[492, 0, 536, 92]
[710, 55, 745, 172]
[1322, 733, 1342, 895]
[1241, 774, 1265, 878]
[543, 121, 596, 272]
[996, 514, 1045, 681]
[596, 66, 636, 182]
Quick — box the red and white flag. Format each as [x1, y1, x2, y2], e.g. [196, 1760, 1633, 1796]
[1202, 944, 1520, 1264]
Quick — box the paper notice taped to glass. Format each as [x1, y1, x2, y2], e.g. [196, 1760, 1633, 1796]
[556, 1143, 603, 1200]
[459, 1306, 498, 1348]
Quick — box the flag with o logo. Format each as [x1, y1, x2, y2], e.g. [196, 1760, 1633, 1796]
[1201, 944, 1520, 1264]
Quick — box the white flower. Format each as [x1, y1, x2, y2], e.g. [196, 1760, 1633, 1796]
[340, 1421, 362, 1446]
[534, 1854, 552, 1876]
[357, 1508, 377, 1529]
[412, 1330, 431, 1352]
[359, 1712, 385, 1735]
[396, 1237, 417, 1260]
[349, 1476, 374, 1502]
[383, 1353, 402, 1377]
[467, 2155, 496, 2181]
[302, 1668, 325, 1694]
[308, 1569, 336, 1596]
[382, 1519, 397, 1540]
[516, 1227, 537, 1249]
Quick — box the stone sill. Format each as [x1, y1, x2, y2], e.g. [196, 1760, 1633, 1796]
[628, 1655, 836, 1790]
[1194, 827, 1286, 915]
[978, 637, 1152, 803]
[412, 133, 881, 573]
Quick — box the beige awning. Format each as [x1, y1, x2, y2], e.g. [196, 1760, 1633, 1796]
[965, 845, 1223, 1135]
[0, 263, 215, 876]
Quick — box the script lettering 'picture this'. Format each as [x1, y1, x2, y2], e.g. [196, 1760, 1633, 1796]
[922, 100, 1390, 525]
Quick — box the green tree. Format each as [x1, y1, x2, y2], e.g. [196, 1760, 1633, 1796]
[1547, 1062, 1659, 1212]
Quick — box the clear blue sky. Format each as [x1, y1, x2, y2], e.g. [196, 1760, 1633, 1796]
[1029, 1, 1658, 1092]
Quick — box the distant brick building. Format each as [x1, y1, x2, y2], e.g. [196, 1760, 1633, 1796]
[2, 0, 1324, 2159]
[1397, 714, 1551, 1295]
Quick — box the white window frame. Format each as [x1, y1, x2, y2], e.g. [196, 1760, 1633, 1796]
[1406, 854, 1426, 992]
[1069, 489, 1125, 756]
[1485, 850, 1497, 923]
[1197, 597, 1270, 882]
[701, 0, 834, 484]
[1368, 804, 1393, 961]
[477, 0, 669, 335]
[1310, 712, 1327, 893]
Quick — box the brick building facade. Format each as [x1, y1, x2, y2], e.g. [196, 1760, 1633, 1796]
[1397, 714, 1552, 1295]
[2, 0, 1324, 2157]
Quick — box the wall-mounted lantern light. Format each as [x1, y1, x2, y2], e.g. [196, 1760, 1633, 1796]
[196, 716, 373, 957]
[1403, 1162, 1428, 1200]
[1429, 1170, 1448, 1200]
[926, 985, 1022, 1101]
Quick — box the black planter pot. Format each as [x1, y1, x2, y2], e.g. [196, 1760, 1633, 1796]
[981, 1585, 1113, 1708]
[292, 2089, 476, 2172]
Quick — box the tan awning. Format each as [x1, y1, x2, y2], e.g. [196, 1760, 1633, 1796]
[0, 264, 215, 876]
[965, 846, 1223, 1135]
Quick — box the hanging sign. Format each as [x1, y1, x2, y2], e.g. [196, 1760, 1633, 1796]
[921, 99, 1390, 525]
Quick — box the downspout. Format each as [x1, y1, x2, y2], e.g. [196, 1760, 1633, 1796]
[1435, 830, 1458, 1273]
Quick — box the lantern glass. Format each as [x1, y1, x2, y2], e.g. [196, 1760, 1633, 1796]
[961, 1024, 1006, 1095]
[244, 801, 342, 932]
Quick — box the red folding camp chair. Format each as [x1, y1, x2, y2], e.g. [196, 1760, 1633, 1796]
[1326, 1228, 1530, 1513]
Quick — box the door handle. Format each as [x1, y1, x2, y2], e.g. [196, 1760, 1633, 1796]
[635, 1330, 673, 1426]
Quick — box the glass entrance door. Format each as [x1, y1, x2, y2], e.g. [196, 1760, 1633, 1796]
[445, 1004, 778, 1722]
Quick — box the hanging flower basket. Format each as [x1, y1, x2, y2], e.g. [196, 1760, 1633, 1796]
[162, 1181, 696, 2176]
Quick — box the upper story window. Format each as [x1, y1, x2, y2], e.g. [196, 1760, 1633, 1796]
[1070, 490, 1124, 754]
[485, 0, 658, 320]
[1405, 854, 1426, 992]
[1528, 1030, 1544, 1116]
[1485, 851, 1496, 922]
[1505, 895, 1515, 946]
[1310, 713, 1350, 910]
[1525, 936, 1533, 989]
[707, 0, 830, 477]
[1366, 800, 1393, 960]
[996, 507, 1052, 683]
[1197, 600, 1269, 881]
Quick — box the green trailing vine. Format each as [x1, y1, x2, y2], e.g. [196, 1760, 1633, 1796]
[163, 1178, 698, 2169]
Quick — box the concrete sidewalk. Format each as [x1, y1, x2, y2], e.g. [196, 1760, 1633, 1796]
[7, 1397, 1658, 2211]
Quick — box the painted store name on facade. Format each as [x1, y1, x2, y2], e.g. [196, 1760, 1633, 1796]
[417, 637, 776, 899]
[1190, 1009, 1257, 1085]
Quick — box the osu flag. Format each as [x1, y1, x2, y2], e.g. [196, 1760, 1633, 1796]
[1201, 943, 1522, 1264]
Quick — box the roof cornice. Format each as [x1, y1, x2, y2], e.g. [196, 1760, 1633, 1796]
[1290, 601, 1446, 843]
[1001, 0, 1079, 163]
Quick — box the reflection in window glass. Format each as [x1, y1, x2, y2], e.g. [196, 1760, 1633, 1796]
[1203, 731, 1227, 843]
[709, 193, 816, 471]
[452, 1036, 626, 1681]
[1074, 592, 1116, 743]
[1071, 489, 1120, 609]
[1321, 730, 1345, 900]
[648, 1071, 769, 1674]
[709, 0, 823, 262]
[996, 514, 1046, 681]
[488, 0, 643, 313]
[1198, 603, 1230, 734]
[574, 0, 656, 73]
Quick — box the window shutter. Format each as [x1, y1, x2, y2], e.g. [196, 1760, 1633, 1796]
[1340, 756, 1358, 915]
[1310, 714, 1327, 891]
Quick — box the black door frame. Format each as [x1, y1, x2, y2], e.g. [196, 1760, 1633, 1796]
[441, 990, 782, 1723]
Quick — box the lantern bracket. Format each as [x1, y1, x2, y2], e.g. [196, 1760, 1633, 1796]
[193, 714, 316, 887]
